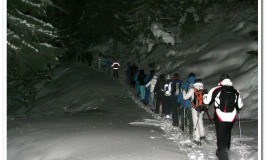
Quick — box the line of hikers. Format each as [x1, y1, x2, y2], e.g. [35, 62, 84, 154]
[125, 64, 243, 160]
[94, 55, 121, 78]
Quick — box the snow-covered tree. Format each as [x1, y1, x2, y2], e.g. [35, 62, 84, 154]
[7, 0, 65, 111]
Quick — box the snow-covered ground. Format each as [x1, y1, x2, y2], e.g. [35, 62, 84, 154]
[7, 65, 258, 160]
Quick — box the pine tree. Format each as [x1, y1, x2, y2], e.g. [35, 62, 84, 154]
[7, 0, 65, 111]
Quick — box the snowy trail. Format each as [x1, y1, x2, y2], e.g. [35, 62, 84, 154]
[7, 65, 186, 160]
[7, 65, 258, 160]
[127, 84, 258, 160]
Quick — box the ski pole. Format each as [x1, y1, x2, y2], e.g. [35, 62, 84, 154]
[238, 112, 242, 144]
[183, 107, 186, 131]
[205, 109, 213, 123]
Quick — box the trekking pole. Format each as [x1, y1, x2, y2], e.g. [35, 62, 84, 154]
[205, 109, 213, 123]
[183, 107, 186, 131]
[205, 105, 213, 123]
[238, 112, 242, 144]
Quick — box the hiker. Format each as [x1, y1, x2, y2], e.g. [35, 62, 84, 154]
[87, 52, 93, 66]
[101, 56, 107, 71]
[168, 73, 182, 126]
[203, 73, 243, 160]
[183, 78, 207, 145]
[146, 74, 158, 110]
[178, 72, 196, 135]
[154, 74, 166, 114]
[134, 68, 140, 97]
[163, 74, 172, 118]
[137, 69, 147, 103]
[144, 70, 155, 105]
[111, 60, 120, 78]
[84, 51, 93, 66]
[106, 57, 113, 74]
[130, 63, 137, 86]
[125, 62, 131, 85]
[97, 55, 102, 69]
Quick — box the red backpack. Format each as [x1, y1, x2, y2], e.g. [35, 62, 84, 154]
[192, 88, 208, 112]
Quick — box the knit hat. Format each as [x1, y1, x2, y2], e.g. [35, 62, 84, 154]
[166, 74, 171, 80]
[219, 73, 231, 82]
[188, 72, 195, 78]
[173, 73, 179, 78]
[150, 70, 155, 74]
[194, 79, 202, 84]
[193, 78, 203, 89]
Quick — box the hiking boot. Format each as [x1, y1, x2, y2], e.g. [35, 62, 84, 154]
[216, 149, 229, 160]
[180, 126, 184, 131]
[172, 123, 179, 127]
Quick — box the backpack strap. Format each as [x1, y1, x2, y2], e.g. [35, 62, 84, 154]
[234, 89, 240, 111]
[191, 88, 197, 107]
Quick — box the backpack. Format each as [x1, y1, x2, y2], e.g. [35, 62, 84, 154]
[177, 81, 192, 108]
[218, 86, 239, 112]
[144, 75, 151, 84]
[192, 88, 208, 112]
[164, 82, 171, 96]
[169, 80, 181, 96]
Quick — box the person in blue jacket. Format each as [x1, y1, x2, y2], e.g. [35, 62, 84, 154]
[178, 72, 196, 135]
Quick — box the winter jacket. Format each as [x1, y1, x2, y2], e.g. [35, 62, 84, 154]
[178, 75, 196, 108]
[183, 81, 204, 101]
[146, 77, 157, 92]
[154, 79, 165, 97]
[111, 62, 120, 69]
[168, 78, 182, 96]
[164, 79, 172, 96]
[203, 79, 243, 122]
[138, 71, 147, 86]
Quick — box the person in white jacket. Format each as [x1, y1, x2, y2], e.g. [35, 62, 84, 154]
[203, 73, 243, 160]
[146, 75, 157, 110]
[183, 79, 205, 145]
[111, 60, 120, 78]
